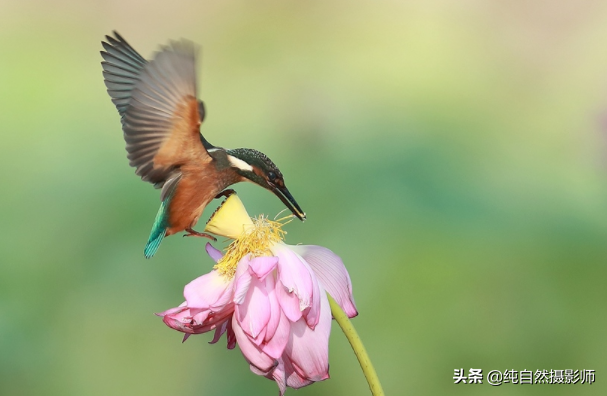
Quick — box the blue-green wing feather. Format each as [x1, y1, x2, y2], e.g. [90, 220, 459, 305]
[144, 178, 179, 258]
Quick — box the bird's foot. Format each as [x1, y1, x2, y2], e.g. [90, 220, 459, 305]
[215, 189, 235, 199]
[183, 228, 217, 241]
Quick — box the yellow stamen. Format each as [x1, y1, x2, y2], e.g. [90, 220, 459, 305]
[214, 215, 287, 278]
[204, 194, 290, 279]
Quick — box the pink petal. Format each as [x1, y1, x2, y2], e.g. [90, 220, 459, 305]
[155, 303, 188, 317]
[226, 319, 236, 349]
[233, 270, 252, 305]
[266, 360, 287, 396]
[161, 308, 196, 333]
[261, 310, 290, 359]
[276, 280, 303, 322]
[202, 303, 235, 328]
[249, 364, 269, 377]
[289, 245, 358, 318]
[235, 255, 251, 278]
[161, 302, 235, 335]
[284, 293, 331, 381]
[232, 316, 276, 372]
[301, 260, 321, 329]
[233, 255, 253, 304]
[250, 359, 288, 396]
[263, 276, 281, 341]
[205, 243, 224, 262]
[272, 244, 313, 311]
[184, 270, 233, 311]
[274, 244, 322, 328]
[190, 310, 210, 324]
[283, 354, 316, 389]
[236, 276, 271, 339]
[209, 319, 229, 344]
[248, 256, 279, 280]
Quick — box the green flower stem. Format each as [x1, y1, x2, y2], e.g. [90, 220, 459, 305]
[328, 293, 385, 396]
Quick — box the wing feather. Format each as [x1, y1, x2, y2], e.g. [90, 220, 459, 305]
[123, 39, 210, 187]
[100, 32, 147, 118]
[101, 32, 216, 193]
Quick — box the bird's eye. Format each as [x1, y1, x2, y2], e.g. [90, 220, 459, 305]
[268, 171, 277, 181]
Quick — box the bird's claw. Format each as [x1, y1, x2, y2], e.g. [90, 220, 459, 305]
[215, 189, 235, 199]
[184, 228, 217, 242]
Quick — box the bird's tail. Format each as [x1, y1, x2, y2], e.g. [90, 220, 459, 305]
[144, 193, 173, 259]
[144, 224, 166, 258]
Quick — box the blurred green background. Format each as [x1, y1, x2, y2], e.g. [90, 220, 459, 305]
[2, 0, 607, 395]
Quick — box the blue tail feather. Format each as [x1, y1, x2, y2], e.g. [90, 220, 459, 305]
[143, 188, 176, 258]
[144, 224, 166, 258]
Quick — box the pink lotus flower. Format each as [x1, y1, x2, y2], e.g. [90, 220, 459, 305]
[158, 195, 357, 395]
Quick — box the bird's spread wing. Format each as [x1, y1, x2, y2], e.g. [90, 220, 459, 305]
[101, 32, 147, 121]
[119, 39, 214, 191]
[101, 33, 215, 194]
[101, 32, 210, 127]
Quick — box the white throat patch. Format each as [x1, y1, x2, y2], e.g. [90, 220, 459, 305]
[227, 155, 253, 172]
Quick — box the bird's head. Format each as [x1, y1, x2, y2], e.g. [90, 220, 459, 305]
[226, 148, 306, 221]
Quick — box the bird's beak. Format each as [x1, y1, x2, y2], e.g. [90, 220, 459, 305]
[271, 185, 306, 221]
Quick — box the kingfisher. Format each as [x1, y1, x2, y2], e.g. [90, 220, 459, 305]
[101, 32, 305, 258]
